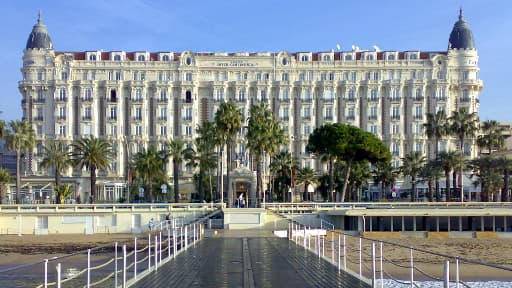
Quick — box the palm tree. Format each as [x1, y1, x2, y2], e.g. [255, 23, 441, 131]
[72, 136, 112, 203]
[448, 107, 478, 202]
[438, 151, 459, 202]
[185, 140, 218, 202]
[469, 156, 503, 202]
[270, 151, 293, 201]
[0, 168, 12, 204]
[372, 161, 397, 200]
[247, 103, 281, 205]
[168, 138, 185, 203]
[477, 120, 506, 155]
[400, 151, 426, 202]
[424, 110, 448, 199]
[494, 157, 512, 202]
[419, 160, 443, 202]
[265, 121, 287, 201]
[6, 120, 35, 204]
[215, 101, 242, 207]
[132, 146, 168, 202]
[40, 141, 72, 204]
[195, 121, 219, 202]
[295, 167, 318, 201]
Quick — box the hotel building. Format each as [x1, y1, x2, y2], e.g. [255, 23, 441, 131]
[18, 10, 482, 202]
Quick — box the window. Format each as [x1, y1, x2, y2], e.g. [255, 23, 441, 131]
[160, 90, 167, 101]
[160, 125, 167, 136]
[415, 105, 423, 119]
[59, 125, 66, 137]
[185, 91, 192, 103]
[110, 107, 117, 120]
[302, 89, 311, 102]
[135, 89, 142, 101]
[135, 107, 142, 120]
[303, 107, 311, 119]
[160, 107, 167, 120]
[185, 108, 193, 121]
[301, 55, 309, 61]
[392, 142, 400, 156]
[409, 53, 418, 60]
[185, 72, 193, 81]
[347, 88, 355, 100]
[391, 106, 400, 119]
[392, 124, 400, 135]
[391, 88, 400, 100]
[61, 71, 68, 81]
[437, 71, 445, 80]
[114, 55, 121, 61]
[370, 124, 378, 135]
[345, 54, 353, 60]
[415, 143, 423, 152]
[281, 73, 289, 81]
[110, 125, 117, 136]
[37, 89, 45, 101]
[415, 88, 422, 99]
[185, 125, 193, 136]
[133, 72, 138, 81]
[370, 89, 377, 101]
[415, 123, 423, 135]
[58, 107, 66, 119]
[36, 125, 43, 135]
[439, 87, 447, 100]
[115, 71, 122, 80]
[323, 90, 333, 101]
[322, 55, 331, 61]
[185, 57, 192, 65]
[325, 106, 333, 119]
[135, 125, 142, 136]
[462, 89, 469, 101]
[281, 89, 289, 101]
[137, 55, 145, 61]
[59, 88, 66, 100]
[365, 54, 374, 61]
[162, 55, 170, 61]
[238, 90, 245, 102]
[329, 72, 335, 80]
[84, 89, 92, 101]
[216, 89, 224, 102]
[260, 90, 267, 101]
[83, 71, 88, 80]
[89, 54, 97, 61]
[351, 71, 357, 81]
[84, 106, 92, 120]
[83, 125, 91, 135]
[279, 108, 289, 120]
[387, 54, 395, 60]
[369, 106, 377, 118]
[303, 125, 311, 135]
[347, 107, 355, 118]
[440, 141, 447, 152]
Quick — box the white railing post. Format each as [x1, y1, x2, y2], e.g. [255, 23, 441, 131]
[343, 234, 347, 270]
[159, 231, 163, 265]
[444, 260, 450, 288]
[148, 234, 151, 271]
[380, 241, 384, 288]
[134, 238, 138, 280]
[331, 232, 334, 261]
[56, 263, 61, 288]
[115, 242, 118, 288]
[44, 259, 48, 288]
[123, 244, 127, 288]
[173, 229, 177, 257]
[322, 236, 325, 257]
[185, 226, 188, 249]
[371, 241, 376, 287]
[456, 257, 460, 288]
[87, 249, 91, 288]
[317, 234, 320, 258]
[410, 248, 414, 288]
[154, 235, 158, 271]
[308, 227, 311, 250]
[303, 226, 306, 248]
[338, 234, 341, 271]
[359, 238, 362, 277]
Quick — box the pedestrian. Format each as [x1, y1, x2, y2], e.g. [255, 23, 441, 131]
[149, 218, 154, 231]
[89, 195, 93, 204]
[165, 213, 171, 224]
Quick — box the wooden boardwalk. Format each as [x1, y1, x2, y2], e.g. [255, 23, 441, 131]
[131, 231, 371, 288]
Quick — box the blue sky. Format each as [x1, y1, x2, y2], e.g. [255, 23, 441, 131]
[2, 0, 511, 122]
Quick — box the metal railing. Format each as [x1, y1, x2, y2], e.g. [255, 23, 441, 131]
[0, 203, 224, 213]
[32, 218, 205, 288]
[287, 221, 512, 287]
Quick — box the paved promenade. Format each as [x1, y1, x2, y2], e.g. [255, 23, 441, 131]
[132, 229, 370, 288]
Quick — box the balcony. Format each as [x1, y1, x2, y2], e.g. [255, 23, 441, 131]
[323, 98, 334, 103]
[460, 97, 470, 103]
[82, 97, 93, 103]
[413, 96, 424, 102]
[55, 97, 67, 103]
[279, 98, 290, 103]
[34, 98, 46, 103]
[437, 97, 447, 102]
[132, 116, 143, 122]
[324, 115, 333, 121]
[302, 115, 311, 121]
[182, 116, 193, 122]
[390, 97, 401, 102]
[279, 116, 289, 121]
[391, 115, 401, 120]
[131, 98, 143, 103]
[158, 116, 168, 121]
[346, 115, 355, 121]
[82, 116, 92, 121]
[302, 98, 312, 103]
[346, 97, 357, 102]
[414, 115, 423, 121]
[368, 115, 378, 121]
[33, 116, 44, 122]
[56, 116, 67, 121]
[108, 117, 117, 121]
[368, 97, 378, 102]
[157, 98, 168, 103]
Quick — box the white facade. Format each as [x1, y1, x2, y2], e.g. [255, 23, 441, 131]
[19, 13, 483, 195]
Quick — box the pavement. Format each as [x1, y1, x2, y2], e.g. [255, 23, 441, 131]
[131, 229, 371, 288]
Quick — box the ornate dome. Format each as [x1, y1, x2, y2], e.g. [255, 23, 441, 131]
[26, 13, 53, 50]
[448, 8, 475, 50]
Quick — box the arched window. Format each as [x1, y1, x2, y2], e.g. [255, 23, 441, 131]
[410, 54, 418, 60]
[366, 54, 374, 60]
[323, 55, 331, 61]
[370, 89, 377, 100]
[185, 57, 192, 65]
[137, 55, 145, 61]
[162, 55, 170, 61]
[89, 54, 97, 61]
[387, 54, 395, 60]
[114, 55, 121, 61]
[348, 88, 355, 100]
[185, 91, 192, 103]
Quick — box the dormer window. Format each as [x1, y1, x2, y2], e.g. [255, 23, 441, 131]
[162, 55, 170, 61]
[387, 54, 395, 60]
[89, 55, 96, 61]
[301, 55, 309, 61]
[344, 54, 353, 61]
[137, 55, 146, 61]
[322, 55, 331, 61]
[114, 55, 121, 61]
[365, 54, 375, 61]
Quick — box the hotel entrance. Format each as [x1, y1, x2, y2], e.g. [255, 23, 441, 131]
[235, 182, 249, 208]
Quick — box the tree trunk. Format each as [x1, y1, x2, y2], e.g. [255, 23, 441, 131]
[199, 169, 204, 202]
[428, 179, 433, 202]
[16, 151, 21, 204]
[434, 138, 440, 202]
[340, 159, 352, 202]
[173, 159, 179, 203]
[227, 142, 233, 207]
[411, 177, 416, 202]
[256, 155, 262, 207]
[435, 180, 440, 202]
[328, 158, 334, 202]
[90, 166, 96, 203]
[55, 167, 61, 204]
[148, 178, 154, 202]
[452, 170, 457, 200]
[445, 170, 451, 202]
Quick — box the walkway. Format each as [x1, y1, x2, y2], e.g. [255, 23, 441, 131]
[131, 230, 370, 288]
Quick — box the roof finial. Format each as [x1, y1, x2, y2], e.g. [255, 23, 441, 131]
[459, 6, 463, 20]
[37, 10, 42, 24]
